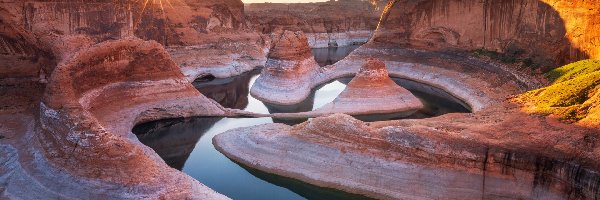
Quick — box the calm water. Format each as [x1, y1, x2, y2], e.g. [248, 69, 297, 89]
[312, 45, 362, 66]
[133, 47, 470, 200]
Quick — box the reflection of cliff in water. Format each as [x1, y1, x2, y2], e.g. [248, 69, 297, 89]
[133, 117, 222, 170]
[312, 44, 362, 66]
[192, 70, 260, 109]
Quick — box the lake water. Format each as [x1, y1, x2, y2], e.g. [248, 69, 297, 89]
[312, 45, 362, 67]
[133, 46, 470, 200]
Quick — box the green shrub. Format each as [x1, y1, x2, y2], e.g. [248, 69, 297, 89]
[515, 59, 600, 123]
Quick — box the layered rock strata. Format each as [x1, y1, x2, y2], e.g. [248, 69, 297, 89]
[245, 1, 381, 48]
[315, 58, 423, 116]
[1, 37, 233, 199]
[1, 0, 269, 81]
[250, 30, 321, 105]
[214, 112, 600, 199]
[373, 0, 600, 69]
[272, 58, 423, 119]
[214, 1, 600, 199]
[252, 40, 530, 110]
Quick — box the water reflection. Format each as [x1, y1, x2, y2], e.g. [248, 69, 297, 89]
[312, 45, 362, 66]
[133, 117, 221, 170]
[192, 71, 257, 110]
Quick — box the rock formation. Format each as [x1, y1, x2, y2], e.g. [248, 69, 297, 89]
[1, 36, 234, 199]
[250, 30, 321, 105]
[213, 1, 600, 199]
[271, 58, 424, 119]
[373, 0, 600, 70]
[245, 0, 381, 48]
[215, 111, 600, 199]
[1, 0, 599, 199]
[0, 0, 268, 81]
[316, 58, 423, 116]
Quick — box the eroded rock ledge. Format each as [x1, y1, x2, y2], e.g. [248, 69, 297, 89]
[245, 1, 380, 48]
[215, 110, 600, 199]
[272, 58, 423, 119]
[2, 37, 232, 199]
[250, 30, 321, 105]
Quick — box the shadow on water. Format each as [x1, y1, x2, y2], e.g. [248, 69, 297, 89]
[133, 117, 222, 170]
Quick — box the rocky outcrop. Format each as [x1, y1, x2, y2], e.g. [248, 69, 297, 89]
[271, 58, 423, 119]
[250, 30, 321, 105]
[214, 1, 600, 199]
[245, 0, 381, 48]
[316, 58, 423, 116]
[0, 0, 268, 81]
[0, 7, 54, 81]
[1, 37, 232, 199]
[215, 111, 600, 199]
[373, 0, 600, 69]
[1, 0, 245, 45]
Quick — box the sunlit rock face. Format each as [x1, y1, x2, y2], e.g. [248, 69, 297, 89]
[245, 1, 381, 48]
[250, 30, 321, 105]
[373, 0, 600, 69]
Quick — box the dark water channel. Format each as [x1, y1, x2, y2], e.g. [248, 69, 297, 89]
[312, 45, 362, 67]
[133, 46, 470, 200]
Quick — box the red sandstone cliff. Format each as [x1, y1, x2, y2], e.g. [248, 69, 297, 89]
[373, 0, 600, 69]
[0, 0, 246, 45]
[245, 0, 381, 47]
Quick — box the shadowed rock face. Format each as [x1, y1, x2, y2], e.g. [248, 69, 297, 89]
[1, 0, 269, 81]
[0, 8, 55, 80]
[0, 0, 246, 45]
[373, 0, 600, 69]
[245, 1, 382, 48]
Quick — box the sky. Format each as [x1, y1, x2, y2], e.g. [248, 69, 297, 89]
[242, 0, 329, 3]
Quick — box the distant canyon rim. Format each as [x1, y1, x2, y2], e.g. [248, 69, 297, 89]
[0, 0, 599, 199]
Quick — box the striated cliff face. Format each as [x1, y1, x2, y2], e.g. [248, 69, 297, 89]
[250, 30, 321, 105]
[373, 0, 600, 69]
[0, 0, 245, 45]
[0, 7, 54, 80]
[245, 0, 381, 48]
[0, 0, 269, 81]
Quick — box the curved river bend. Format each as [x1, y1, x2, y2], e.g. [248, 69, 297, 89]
[133, 45, 470, 200]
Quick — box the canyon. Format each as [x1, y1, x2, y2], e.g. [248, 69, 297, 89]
[245, 0, 380, 48]
[0, 0, 599, 199]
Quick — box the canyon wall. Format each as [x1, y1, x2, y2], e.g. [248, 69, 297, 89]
[0, 0, 269, 81]
[0, 6, 54, 80]
[373, 0, 600, 69]
[245, 0, 381, 48]
[0, 0, 245, 45]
